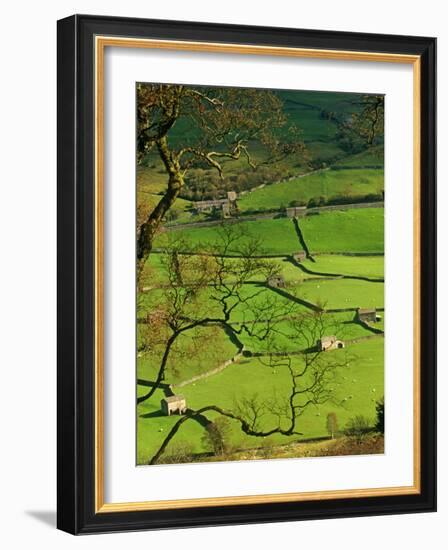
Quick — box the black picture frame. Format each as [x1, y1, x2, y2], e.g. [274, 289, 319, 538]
[57, 14, 436, 534]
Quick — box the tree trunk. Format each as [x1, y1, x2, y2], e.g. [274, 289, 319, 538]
[136, 137, 183, 281]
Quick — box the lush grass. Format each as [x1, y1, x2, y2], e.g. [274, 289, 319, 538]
[138, 187, 194, 224]
[139, 253, 169, 287]
[236, 311, 373, 354]
[299, 208, 384, 253]
[298, 278, 384, 310]
[328, 311, 378, 340]
[155, 218, 302, 256]
[333, 145, 384, 167]
[137, 324, 239, 385]
[141, 253, 321, 289]
[137, 387, 208, 464]
[238, 169, 384, 213]
[302, 254, 384, 279]
[137, 164, 168, 194]
[141, 253, 384, 292]
[135, 337, 384, 464]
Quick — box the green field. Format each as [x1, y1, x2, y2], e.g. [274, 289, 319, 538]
[155, 208, 384, 256]
[299, 208, 384, 253]
[301, 254, 384, 279]
[139, 208, 384, 463]
[238, 168, 384, 213]
[137, 90, 384, 207]
[298, 278, 384, 310]
[155, 218, 302, 255]
[138, 324, 239, 384]
[137, 337, 384, 462]
[333, 145, 384, 167]
[137, 249, 385, 463]
[136, 87, 385, 465]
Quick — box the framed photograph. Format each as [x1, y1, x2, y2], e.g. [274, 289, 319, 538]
[57, 14, 436, 534]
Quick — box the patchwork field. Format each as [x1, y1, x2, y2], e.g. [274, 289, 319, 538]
[238, 168, 384, 213]
[137, 337, 384, 462]
[136, 87, 385, 465]
[299, 208, 384, 253]
[137, 207, 385, 464]
[155, 217, 303, 255]
[300, 254, 384, 279]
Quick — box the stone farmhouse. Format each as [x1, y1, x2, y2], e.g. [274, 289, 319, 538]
[193, 191, 238, 218]
[286, 206, 307, 218]
[293, 251, 306, 262]
[317, 336, 345, 352]
[161, 395, 187, 416]
[267, 274, 286, 288]
[356, 307, 381, 323]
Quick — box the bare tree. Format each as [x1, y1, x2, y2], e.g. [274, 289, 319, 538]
[326, 412, 338, 439]
[335, 95, 384, 155]
[137, 225, 295, 404]
[201, 417, 232, 456]
[149, 310, 348, 464]
[351, 95, 384, 146]
[136, 84, 306, 276]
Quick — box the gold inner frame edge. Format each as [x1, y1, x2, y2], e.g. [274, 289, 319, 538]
[94, 36, 421, 513]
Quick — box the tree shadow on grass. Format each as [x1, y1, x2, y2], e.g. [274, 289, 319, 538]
[139, 410, 165, 419]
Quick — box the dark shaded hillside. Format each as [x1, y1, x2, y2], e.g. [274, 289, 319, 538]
[139, 87, 384, 202]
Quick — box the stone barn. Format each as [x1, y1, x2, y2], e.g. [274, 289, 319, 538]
[317, 336, 345, 352]
[267, 275, 286, 288]
[193, 198, 227, 213]
[356, 307, 380, 323]
[193, 191, 238, 218]
[293, 251, 306, 262]
[286, 206, 307, 218]
[161, 395, 187, 416]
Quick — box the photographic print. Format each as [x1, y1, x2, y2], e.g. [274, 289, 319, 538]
[57, 16, 436, 532]
[136, 84, 385, 466]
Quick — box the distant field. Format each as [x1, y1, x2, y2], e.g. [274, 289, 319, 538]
[333, 145, 384, 167]
[299, 208, 384, 253]
[155, 218, 302, 256]
[157, 209, 384, 256]
[238, 168, 384, 213]
[137, 90, 383, 206]
[302, 254, 384, 279]
[297, 278, 384, 310]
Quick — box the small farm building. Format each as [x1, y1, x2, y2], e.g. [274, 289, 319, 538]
[317, 336, 345, 352]
[193, 191, 238, 218]
[356, 308, 380, 323]
[161, 395, 187, 416]
[267, 275, 286, 288]
[293, 251, 306, 262]
[286, 206, 307, 218]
